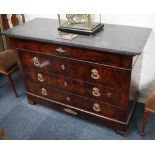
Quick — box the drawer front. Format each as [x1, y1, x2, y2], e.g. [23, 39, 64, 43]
[25, 81, 121, 120]
[18, 50, 126, 90]
[13, 39, 132, 69]
[24, 69, 121, 107]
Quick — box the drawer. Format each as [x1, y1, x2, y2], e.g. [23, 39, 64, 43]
[24, 69, 121, 107]
[18, 50, 128, 90]
[25, 80, 121, 120]
[13, 39, 132, 69]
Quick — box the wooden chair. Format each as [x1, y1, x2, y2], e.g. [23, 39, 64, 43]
[0, 126, 7, 140]
[0, 49, 19, 97]
[141, 90, 155, 136]
[0, 14, 25, 97]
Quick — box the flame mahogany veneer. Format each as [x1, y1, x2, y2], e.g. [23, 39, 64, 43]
[2, 18, 151, 136]
[14, 39, 139, 136]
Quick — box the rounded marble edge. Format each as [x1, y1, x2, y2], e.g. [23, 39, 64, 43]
[1, 32, 141, 56]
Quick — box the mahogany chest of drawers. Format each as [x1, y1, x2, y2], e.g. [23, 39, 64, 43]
[2, 18, 151, 136]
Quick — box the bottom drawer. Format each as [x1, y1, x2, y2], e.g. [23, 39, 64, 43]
[25, 81, 121, 120]
[27, 93, 126, 132]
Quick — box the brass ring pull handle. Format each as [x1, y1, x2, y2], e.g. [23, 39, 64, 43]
[56, 47, 66, 53]
[61, 64, 65, 70]
[33, 57, 40, 67]
[64, 108, 77, 115]
[41, 88, 47, 96]
[91, 69, 100, 79]
[93, 103, 101, 112]
[92, 87, 100, 97]
[37, 73, 44, 82]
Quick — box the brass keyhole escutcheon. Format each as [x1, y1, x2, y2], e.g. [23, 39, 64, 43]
[33, 57, 40, 67]
[56, 47, 66, 53]
[66, 97, 70, 101]
[37, 73, 44, 82]
[41, 88, 47, 96]
[64, 81, 68, 87]
[61, 64, 65, 70]
[91, 69, 100, 80]
[92, 87, 100, 97]
[93, 103, 100, 112]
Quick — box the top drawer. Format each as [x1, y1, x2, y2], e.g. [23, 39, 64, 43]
[12, 39, 132, 69]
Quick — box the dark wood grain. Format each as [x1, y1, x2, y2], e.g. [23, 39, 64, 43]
[25, 80, 121, 120]
[3, 18, 150, 136]
[14, 41, 137, 135]
[14, 40, 139, 135]
[24, 68, 121, 107]
[13, 38, 133, 69]
[26, 92, 129, 134]
[18, 49, 129, 90]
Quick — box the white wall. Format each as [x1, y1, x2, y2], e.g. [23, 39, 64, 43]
[26, 14, 155, 103]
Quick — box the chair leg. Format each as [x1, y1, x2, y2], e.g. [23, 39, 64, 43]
[7, 73, 19, 97]
[0, 127, 8, 140]
[141, 110, 149, 136]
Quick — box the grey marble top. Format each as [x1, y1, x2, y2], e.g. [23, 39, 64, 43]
[2, 18, 152, 56]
